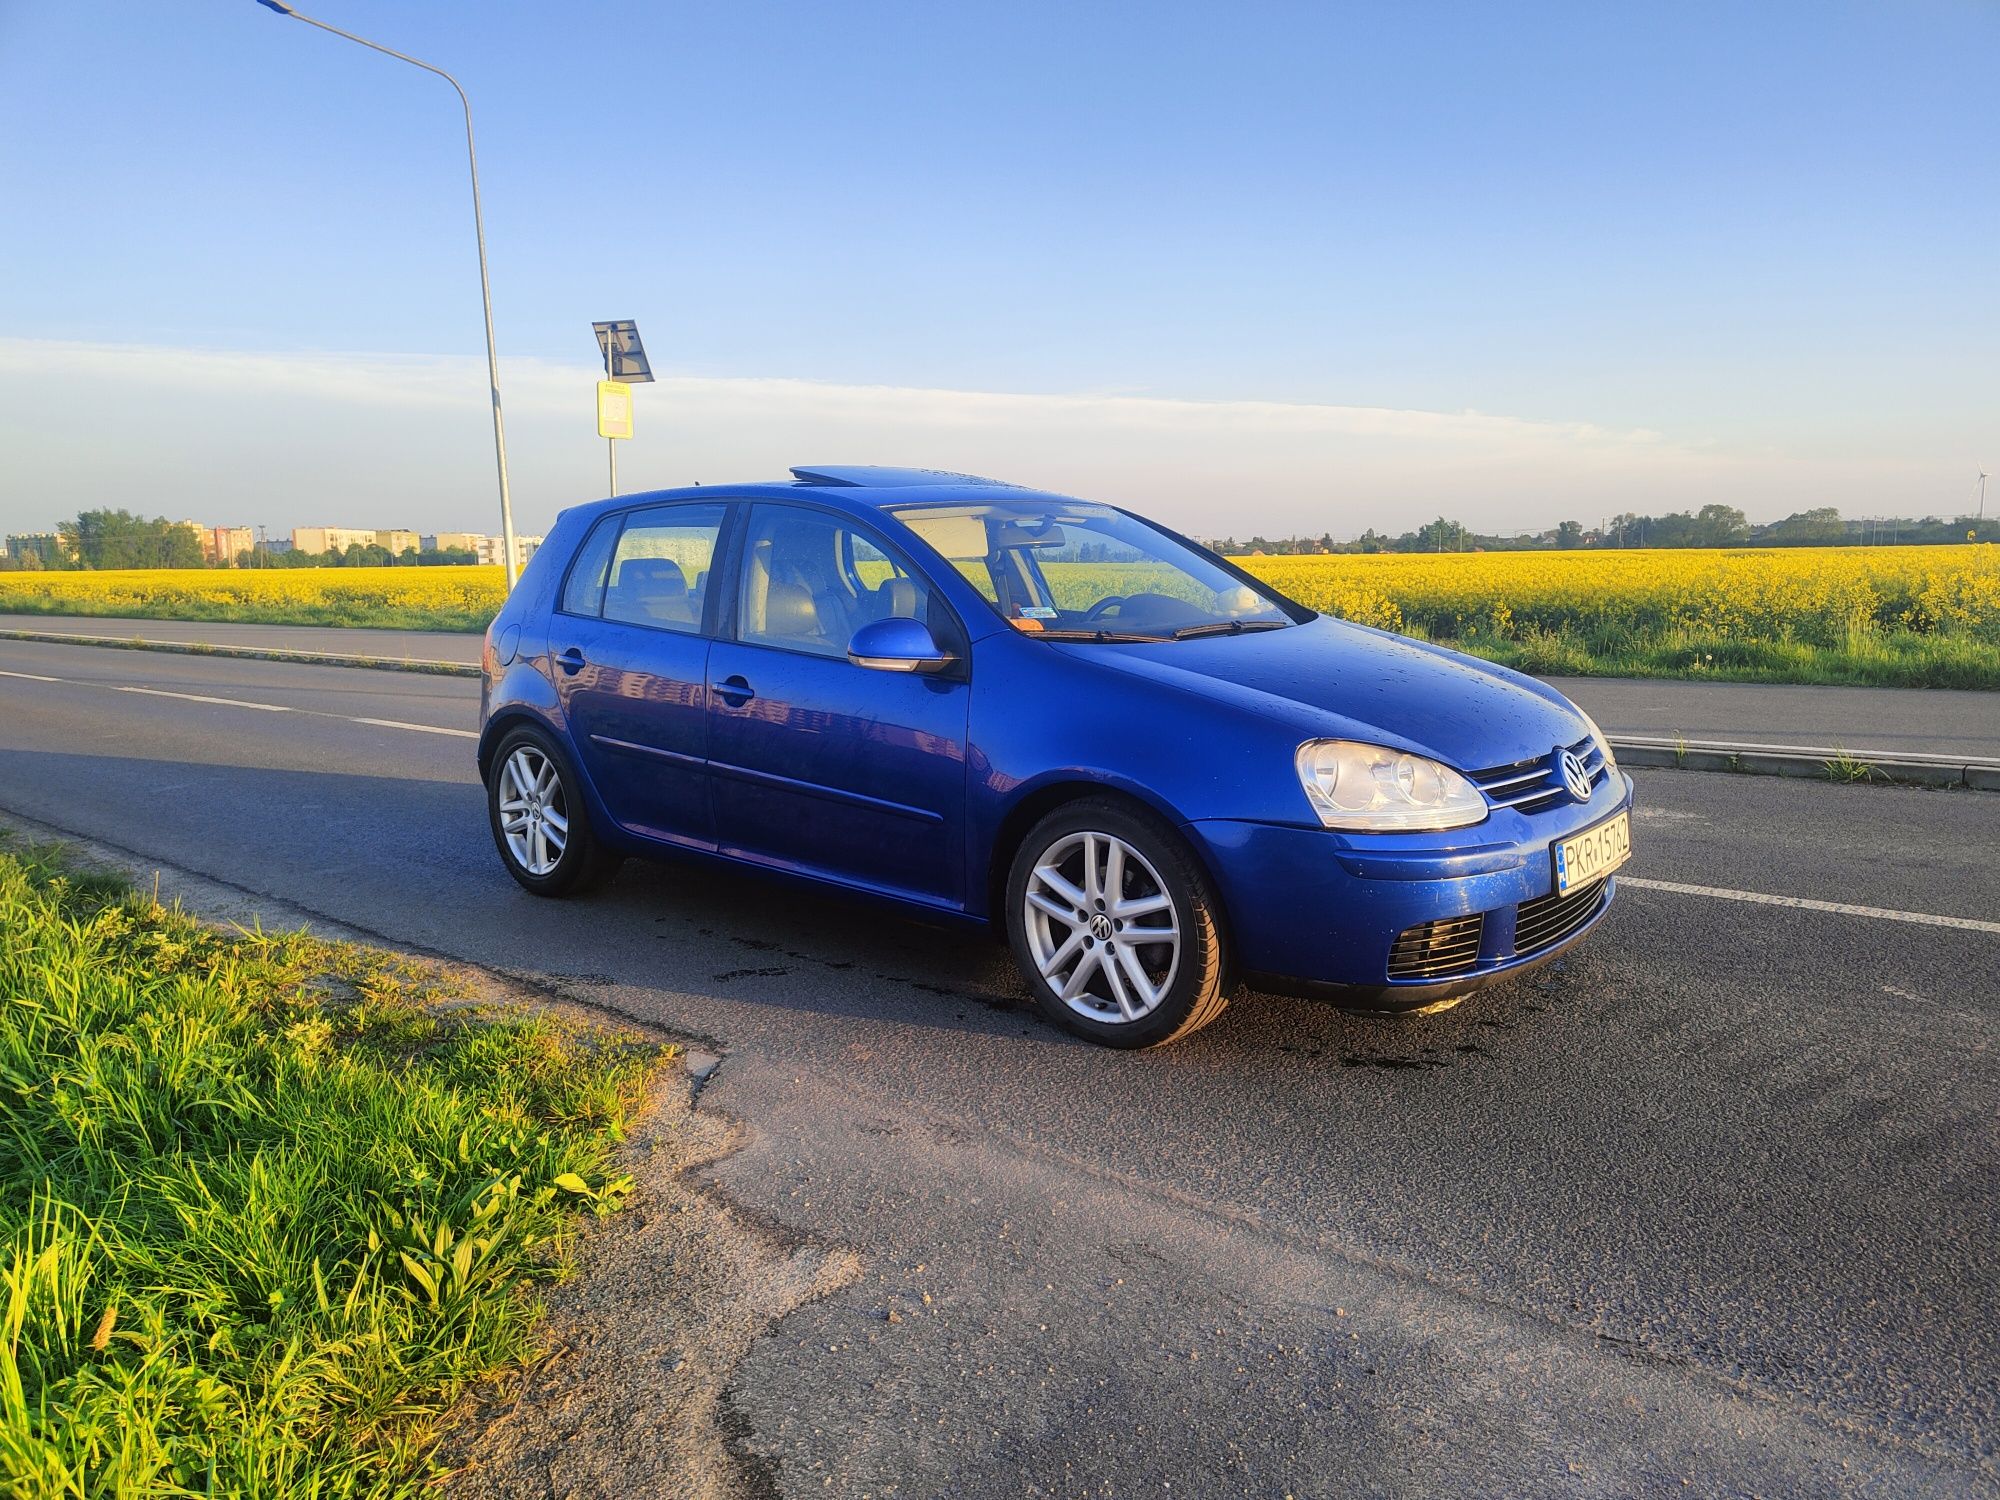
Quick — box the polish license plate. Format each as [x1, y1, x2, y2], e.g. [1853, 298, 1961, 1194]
[1553, 810, 1631, 895]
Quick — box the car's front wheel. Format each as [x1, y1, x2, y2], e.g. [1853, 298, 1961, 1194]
[486, 726, 621, 896]
[1004, 797, 1231, 1048]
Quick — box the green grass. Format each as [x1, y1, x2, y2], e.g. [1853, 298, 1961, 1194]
[0, 844, 664, 1496]
[1430, 624, 2000, 690]
[0, 597, 486, 633]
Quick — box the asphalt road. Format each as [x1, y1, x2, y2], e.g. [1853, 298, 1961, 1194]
[7, 614, 1998, 758]
[1541, 674, 2000, 760]
[2, 637, 1996, 1497]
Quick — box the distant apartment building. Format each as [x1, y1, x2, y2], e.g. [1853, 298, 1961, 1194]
[375, 529, 420, 555]
[422, 531, 487, 554]
[476, 534, 544, 569]
[291, 526, 379, 556]
[5, 532, 65, 566]
[210, 526, 256, 563]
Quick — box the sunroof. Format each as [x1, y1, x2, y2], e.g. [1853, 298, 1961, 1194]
[789, 465, 1019, 489]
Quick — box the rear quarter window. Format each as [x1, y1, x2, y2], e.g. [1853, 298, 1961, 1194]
[559, 515, 621, 617]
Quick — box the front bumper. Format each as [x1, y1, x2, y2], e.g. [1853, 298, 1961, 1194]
[1183, 772, 1635, 1010]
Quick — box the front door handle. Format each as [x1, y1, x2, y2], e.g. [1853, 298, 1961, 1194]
[714, 674, 755, 707]
[555, 647, 586, 675]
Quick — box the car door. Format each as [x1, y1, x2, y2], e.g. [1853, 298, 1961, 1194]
[549, 501, 729, 851]
[706, 502, 972, 907]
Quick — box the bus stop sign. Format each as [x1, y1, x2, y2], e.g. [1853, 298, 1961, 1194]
[597, 381, 633, 439]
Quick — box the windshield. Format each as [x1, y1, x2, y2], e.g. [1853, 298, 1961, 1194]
[887, 501, 1298, 641]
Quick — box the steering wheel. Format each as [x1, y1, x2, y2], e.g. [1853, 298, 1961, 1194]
[1081, 595, 1128, 623]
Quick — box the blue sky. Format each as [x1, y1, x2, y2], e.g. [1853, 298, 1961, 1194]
[1, 0, 1994, 539]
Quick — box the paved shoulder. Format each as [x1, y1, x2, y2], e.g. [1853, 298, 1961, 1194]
[0, 613, 484, 665]
[1546, 675, 2000, 761]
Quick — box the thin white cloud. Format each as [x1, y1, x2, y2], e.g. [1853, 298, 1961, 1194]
[0, 336, 1912, 537]
[0, 334, 1674, 446]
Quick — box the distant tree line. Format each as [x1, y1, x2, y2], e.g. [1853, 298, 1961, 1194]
[1210, 505, 1997, 555]
[41, 510, 207, 569]
[8, 502, 1989, 573]
[0, 510, 478, 571]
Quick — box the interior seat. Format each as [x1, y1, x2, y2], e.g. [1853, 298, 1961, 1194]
[763, 580, 821, 644]
[874, 576, 918, 620]
[607, 557, 693, 625]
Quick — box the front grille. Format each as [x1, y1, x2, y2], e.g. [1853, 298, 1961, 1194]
[1386, 911, 1485, 980]
[1514, 878, 1609, 955]
[1468, 736, 1607, 816]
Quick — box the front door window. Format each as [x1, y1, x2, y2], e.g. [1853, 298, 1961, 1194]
[735, 504, 953, 660]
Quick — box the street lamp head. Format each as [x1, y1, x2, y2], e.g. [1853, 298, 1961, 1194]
[255, 0, 299, 14]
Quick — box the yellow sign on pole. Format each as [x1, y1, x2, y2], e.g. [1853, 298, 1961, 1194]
[597, 380, 633, 440]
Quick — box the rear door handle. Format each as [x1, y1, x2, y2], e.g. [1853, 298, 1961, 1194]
[714, 674, 755, 707]
[555, 647, 586, 675]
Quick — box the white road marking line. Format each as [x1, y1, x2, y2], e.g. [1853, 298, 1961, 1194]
[113, 685, 290, 712]
[1, 664, 476, 740]
[1621, 876, 2000, 936]
[351, 717, 479, 739]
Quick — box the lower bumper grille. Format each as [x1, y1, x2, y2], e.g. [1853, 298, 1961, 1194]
[1386, 911, 1485, 980]
[1515, 878, 1609, 955]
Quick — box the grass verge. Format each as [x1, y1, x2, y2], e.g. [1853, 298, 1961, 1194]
[1435, 624, 2000, 690]
[0, 843, 665, 1496]
[0, 596, 486, 633]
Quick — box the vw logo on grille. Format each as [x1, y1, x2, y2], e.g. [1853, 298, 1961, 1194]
[1558, 748, 1593, 802]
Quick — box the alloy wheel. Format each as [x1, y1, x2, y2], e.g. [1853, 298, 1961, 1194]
[497, 745, 569, 876]
[1023, 830, 1181, 1023]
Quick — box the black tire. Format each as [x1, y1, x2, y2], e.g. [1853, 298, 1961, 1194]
[485, 725, 623, 896]
[1004, 795, 1231, 1048]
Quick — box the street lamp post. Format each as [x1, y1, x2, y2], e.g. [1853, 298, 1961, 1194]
[254, 0, 521, 588]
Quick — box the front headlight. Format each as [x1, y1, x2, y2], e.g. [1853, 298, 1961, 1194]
[1576, 710, 1619, 778]
[1294, 740, 1489, 831]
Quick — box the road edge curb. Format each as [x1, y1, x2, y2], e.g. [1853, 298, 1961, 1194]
[1612, 737, 2000, 790]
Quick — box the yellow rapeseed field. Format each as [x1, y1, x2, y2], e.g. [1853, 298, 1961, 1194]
[1237, 544, 2000, 647]
[0, 546, 1993, 684]
[0, 565, 507, 630]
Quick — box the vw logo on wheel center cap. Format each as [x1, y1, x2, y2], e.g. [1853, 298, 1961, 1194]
[1558, 748, 1593, 802]
[1088, 913, 1115, 940]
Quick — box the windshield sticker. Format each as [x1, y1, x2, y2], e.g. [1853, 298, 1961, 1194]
[1017, 606, 1058, 619]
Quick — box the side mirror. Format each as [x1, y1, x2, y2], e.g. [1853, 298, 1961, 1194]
[848, 617, 958, 674]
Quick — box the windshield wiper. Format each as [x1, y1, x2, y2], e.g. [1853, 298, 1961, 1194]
[1167, 619, 1290, 641]
[1034, 628, 1171, 644]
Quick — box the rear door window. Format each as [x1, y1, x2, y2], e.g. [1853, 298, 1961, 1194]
[600, 504, 727, 633]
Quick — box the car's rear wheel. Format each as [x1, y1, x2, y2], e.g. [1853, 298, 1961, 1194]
[1005, 797, 1230, 1048]
[486, 726, 621, 896]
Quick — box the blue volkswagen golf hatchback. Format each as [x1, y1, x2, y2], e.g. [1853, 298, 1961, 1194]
[479, 466, 1634, 1047]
